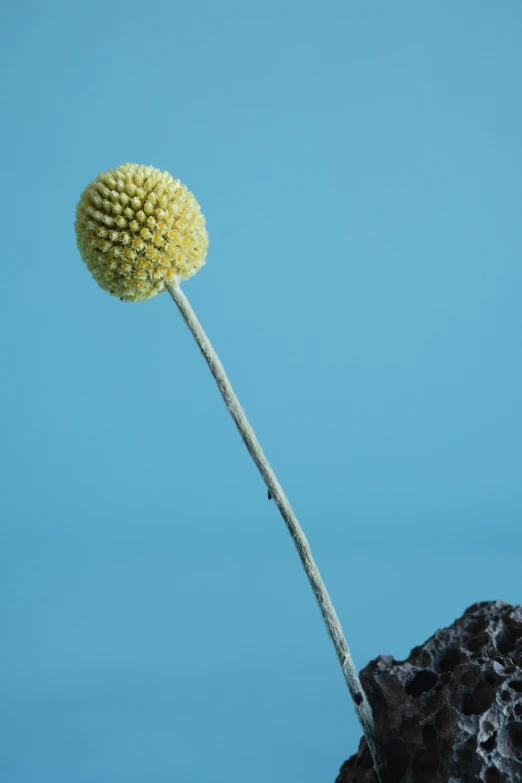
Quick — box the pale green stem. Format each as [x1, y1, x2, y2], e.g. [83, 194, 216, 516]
[166, 282, 389, 783]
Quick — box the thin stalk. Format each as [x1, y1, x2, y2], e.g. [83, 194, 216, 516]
[166, 282, 389, 783]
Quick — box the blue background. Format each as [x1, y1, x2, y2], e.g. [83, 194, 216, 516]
[1, 2, 521, 781]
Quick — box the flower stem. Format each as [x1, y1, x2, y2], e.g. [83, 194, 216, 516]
[166, 282, 390, 783]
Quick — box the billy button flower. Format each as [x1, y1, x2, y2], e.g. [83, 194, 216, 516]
[74, 164, 390, 783]
[75, 163, 208, 302]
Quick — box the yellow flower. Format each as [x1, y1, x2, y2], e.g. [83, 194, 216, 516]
[75, 163, 209, 302]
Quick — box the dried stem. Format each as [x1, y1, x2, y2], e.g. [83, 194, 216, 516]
[166, 282, 389, 783]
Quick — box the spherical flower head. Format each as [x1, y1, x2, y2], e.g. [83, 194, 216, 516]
[75, 163, 209, 302]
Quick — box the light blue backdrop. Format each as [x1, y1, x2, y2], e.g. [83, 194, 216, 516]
[1, 2, 521, 781]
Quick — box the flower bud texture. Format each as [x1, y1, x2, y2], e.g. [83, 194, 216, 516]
[75, 163, 209, 301]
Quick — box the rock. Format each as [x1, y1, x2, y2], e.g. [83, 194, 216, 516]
[336, 601, 522, 783]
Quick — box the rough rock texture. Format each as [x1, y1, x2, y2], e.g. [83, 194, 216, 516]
[336, 601, 522, 783]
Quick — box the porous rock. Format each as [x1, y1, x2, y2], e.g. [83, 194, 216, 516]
[336, 601, 522, 783]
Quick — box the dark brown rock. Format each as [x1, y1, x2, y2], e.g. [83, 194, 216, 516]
[336, 601, 522, 783]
